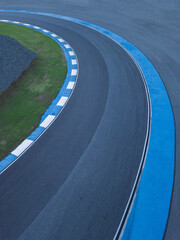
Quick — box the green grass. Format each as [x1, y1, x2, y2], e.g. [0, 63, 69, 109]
[0, 23, 67, 160]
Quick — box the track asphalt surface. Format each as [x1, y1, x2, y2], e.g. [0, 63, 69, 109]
[0, 1, 179, 239]
[0, 13, 148, 240]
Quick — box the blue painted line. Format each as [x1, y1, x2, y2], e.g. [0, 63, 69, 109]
[0, 18, 78, 173]
[50, 105, 62, 116]
[28, 126, 45, 141]
[0, 154, 17, 171]
[0, 10, 175, 239]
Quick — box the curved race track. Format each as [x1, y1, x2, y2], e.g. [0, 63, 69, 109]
[0, 12, 148, 240]
[0, 1, 180, 239]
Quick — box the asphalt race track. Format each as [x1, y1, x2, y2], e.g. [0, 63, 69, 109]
[0, 1, 179, 239]
[0, 12, 148, 240]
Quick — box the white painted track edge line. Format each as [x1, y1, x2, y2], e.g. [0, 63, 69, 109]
[112, 43, 151, 240]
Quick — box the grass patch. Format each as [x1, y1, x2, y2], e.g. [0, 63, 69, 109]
[0, 23, 67, 160]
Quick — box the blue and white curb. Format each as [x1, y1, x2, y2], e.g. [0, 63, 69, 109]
[0, 10, 175, 240]
[0, 19, 78, 173]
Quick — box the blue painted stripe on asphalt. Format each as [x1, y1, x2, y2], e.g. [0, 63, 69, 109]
[0, 154, 17, 171]
[0, 10, 175, 239]
[0, 18, 78, 173]
[28, 126, 45, 141]
[50, 105, 62, 116]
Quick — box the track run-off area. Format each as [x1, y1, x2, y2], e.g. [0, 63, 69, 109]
[0, 2, 178, 239]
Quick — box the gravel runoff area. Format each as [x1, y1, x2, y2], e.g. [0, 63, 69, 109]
[0, 35, 36, 92]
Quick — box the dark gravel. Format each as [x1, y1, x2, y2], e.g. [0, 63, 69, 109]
[0, 35, 36, 92]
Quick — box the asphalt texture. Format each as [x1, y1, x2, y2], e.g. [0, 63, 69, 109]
[0, 13, 148, 240]
[0, 1, 179, 239]
[0, 35, 35, 92]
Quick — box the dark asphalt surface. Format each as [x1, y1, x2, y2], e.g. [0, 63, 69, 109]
[0, 1, 179, 239]
[0, 13, 148, 240]
[1, 1, 178, 239]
